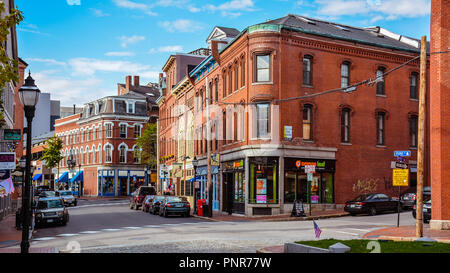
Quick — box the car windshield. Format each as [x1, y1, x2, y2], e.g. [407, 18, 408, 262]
[154, 196, 164, 201]
[42, 191, 55, 196]
[37, 200, 63, 209]
[167, 196, 187, 202]
[59, 191, 72, 196]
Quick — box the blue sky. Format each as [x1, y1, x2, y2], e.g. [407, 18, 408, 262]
[17, 0, 431, 106]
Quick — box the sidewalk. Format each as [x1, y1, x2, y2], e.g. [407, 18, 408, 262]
[78, 196, 129, 201]
[362, 225, 450, 243]
[192, 209, 349, 222]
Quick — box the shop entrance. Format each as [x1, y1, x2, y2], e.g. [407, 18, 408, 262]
[119, 177, 128, 196]
[223, 171, 245, 214]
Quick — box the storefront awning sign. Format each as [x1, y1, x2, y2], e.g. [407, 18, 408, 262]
[305, 165, 316, 174]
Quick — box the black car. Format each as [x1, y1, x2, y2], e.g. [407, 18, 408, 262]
[344, 193, 399, 216]
[412, 200, 431, 223]
[35, 197, 69, 227]
[159, 196, 190, 217]
[149, 195, 165, 215]
[39, 191, 56, 199]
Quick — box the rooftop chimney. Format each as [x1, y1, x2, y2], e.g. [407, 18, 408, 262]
[134, 76, 140, 87]
[126, 75, 132, 92]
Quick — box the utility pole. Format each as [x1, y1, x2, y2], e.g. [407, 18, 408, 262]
[416, 35, 427, 238]
[206, 77, 213, 218]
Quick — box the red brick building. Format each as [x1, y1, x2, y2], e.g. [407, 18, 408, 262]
[430, 0, 449, 230]
[176, 15, 430, 216]
[54, 76, 158, 196]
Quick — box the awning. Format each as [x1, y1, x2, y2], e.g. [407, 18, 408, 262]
[188, 176, 202, 182]
[56, 172, 69, 183]
[32, 174, 42, 181]
[70, 171, 83, 183]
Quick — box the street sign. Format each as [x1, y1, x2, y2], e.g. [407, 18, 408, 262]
[393, 169, 409, 186]
[305, 165, 315, 174]
[394, 151, 411, 157]
[0, 153, 16, 170]
[3, 129, 21, 141]
[397, 156, 406, 163]
[395, 162, 408, 169]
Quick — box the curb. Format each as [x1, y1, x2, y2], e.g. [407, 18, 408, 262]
[191, 213, 348, 222]
[376, 235, 450, 244]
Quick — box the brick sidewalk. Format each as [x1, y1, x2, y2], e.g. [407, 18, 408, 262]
[363, 225, 450, 243]
[0, 214, 21, 249]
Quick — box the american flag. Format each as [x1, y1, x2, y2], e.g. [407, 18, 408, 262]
[313, 220, 322, 239]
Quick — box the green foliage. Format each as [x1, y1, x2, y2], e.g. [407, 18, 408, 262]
[41, 137, 64, 169]
[0, 2, 24, 127]
[136, 123, 157, 169]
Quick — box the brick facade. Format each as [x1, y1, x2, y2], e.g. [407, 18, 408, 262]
[430, 0, 450, 230]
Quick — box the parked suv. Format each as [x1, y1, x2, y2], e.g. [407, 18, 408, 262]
[56, 190, 77, 206]
[35, 197, 69, 227]
[130, 186, 156, 210]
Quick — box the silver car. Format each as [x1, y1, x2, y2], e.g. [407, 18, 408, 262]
[56, 190, 78, 206]
[35, 197, 69, 227]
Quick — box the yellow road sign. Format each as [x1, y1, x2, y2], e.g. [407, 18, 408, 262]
[393, 169, 409, 186]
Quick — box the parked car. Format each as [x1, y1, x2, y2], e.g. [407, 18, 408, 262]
[129, 186, 156, 210]
[56, 190, 77, 206]
[344, 193, 399, 216]
[34, 186, 50, 197]
[400, 186, 431, 210]
[39, 191, 56, 199]
[159, 196, 190, 218]
[412, 200, 432, 223]
[149, 195, 165, 215]
[142, 195, 155, 212]
[34, 197, 69, 227]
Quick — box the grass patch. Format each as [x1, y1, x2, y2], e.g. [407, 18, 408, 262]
[294, 239, 450, 253]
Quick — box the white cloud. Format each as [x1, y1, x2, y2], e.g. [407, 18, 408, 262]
[158, 19, 203, 33]
[90, 8, 110, 17]
[66, 0, 81, 5]
[315, 0, 431, 19]
[157, 45, 184, 53]
[206, 0, 255, 12]
[68, 58, 151, 76]
[118, 35, 146, 48]
[25, 58, 66, 66]
[113, 0, 157, 16]
[105, 51, 135, 57]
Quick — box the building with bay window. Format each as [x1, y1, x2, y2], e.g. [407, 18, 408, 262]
[54, 76, 159, 196]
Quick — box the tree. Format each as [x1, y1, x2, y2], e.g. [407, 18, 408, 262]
[41, 137, 64, 189]
[136, 123, 157, 170]
[0, 2, 24, 127]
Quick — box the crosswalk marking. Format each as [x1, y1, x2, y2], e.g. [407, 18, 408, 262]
[79, 231, 100, 234]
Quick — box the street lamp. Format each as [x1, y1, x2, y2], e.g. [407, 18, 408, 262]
[18, 71, 40, 254]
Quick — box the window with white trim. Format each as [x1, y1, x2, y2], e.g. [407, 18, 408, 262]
[105, 123, 113, 138]
[105, 145, 112, 163]
[119, 145, 126, 163]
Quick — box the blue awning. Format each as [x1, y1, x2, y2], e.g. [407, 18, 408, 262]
[188, 176, 202, 182]
[70, 171, 83, 183]
[56, 172, 69, 183]
[32, 174, 42, 181]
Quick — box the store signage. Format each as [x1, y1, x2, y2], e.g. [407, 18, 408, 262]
[305, 165, 316, 174]
[311, 195, 319, 204]
[3, 129, 21, 141]
[0, 153, 16, 170]
[307, 173, 313, 181]
[211, 153, 220, 166]
[296, 160, 301, 168]
[256, 195, 266, 203]
[284, 126, 292, 140]
[393, 169, 409, 187]
[256, 178, 267, 195]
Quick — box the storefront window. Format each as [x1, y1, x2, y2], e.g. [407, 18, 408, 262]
[249, 157, 278, 204]
[284, 158, 335, 204]
[103, 177, 114, 195]
[234, 172, 245, 203]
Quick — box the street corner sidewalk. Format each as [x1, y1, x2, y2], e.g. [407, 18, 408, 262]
[362, 225, 450, 243]
[192, 209, 349, 222]
[0, 214, 21, 249]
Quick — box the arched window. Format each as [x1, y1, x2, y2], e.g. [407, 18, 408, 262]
[341, 62, 350, 88]
[85, 147, 89, 165]
[92, 145, 96, 164]
[98, 145, 102, 163]
[119, 145, 127, 163]
[303, 55, 313, 86]
[105, 144, 113, 163]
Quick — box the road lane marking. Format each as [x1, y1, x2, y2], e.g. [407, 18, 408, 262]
[56, 234, 79, 237]
[331, 231, 360, 236]
[347, 228, 372, 232]
[33, 237, 57, 241]
[79, 231, 101, 234]
[101, 229, 122, 232]
[123, 227, 142, 229]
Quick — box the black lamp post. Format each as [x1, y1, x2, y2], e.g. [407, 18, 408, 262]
[67, 155, 75, 193]
[18, 72, 40, 254]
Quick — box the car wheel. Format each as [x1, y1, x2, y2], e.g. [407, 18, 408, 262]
[369, 207, 377, 216]
[74, 202, 77, 207]
[185, 212, 190, 217]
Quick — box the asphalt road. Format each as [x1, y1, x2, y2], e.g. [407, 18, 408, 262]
[30, 199, 421, 253]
